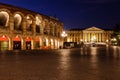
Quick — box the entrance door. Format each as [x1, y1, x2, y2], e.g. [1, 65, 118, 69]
[26, 37, 31, 50]
[35, 37, 40, 49]
[13, 41, 21, 50]
[13, 36, 21, 50]
[26, 42, 31, 50]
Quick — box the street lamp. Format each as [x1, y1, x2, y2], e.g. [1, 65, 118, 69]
[61, 31, 67, 38]
[61, 31, 67, 48]
[111, 38, 117, 45]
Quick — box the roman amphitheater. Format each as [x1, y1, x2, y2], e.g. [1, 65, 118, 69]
[0, 3, 64, 50]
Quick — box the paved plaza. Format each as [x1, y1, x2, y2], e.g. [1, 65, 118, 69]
[0, 46, 120, 80]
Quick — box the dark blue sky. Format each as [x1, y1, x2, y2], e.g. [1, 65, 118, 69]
[0, 0, 120, 30]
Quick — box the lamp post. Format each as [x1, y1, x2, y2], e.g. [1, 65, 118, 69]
[61, 31, 67, 48]
[111, 38, 117, 45]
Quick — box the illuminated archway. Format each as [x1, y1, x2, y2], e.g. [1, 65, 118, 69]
[13, 35, 21, 50]
[26, 15, 33, 31]
[55, 39, 58, 49]
[49, 22, 54, 35]
[26, 37, 31, 50]
[14, 14, 22, 30]
[43, 20, 49, 34]
[0, 11, 9, 27]
[50, 39, 54, 49]
[34, 37, 40, 49]
[0, 35, 9, 50]
[36, 16, 42, 33]
[54, 24, 58, 36]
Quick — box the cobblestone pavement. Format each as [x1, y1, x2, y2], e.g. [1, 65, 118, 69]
[0, 46, 120, 80]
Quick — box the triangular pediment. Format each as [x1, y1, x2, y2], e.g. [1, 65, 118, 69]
[84, 26, 104, 31]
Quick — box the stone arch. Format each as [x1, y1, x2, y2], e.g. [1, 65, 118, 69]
[50, 38, 54, 49]
[13, 12, 24, 30]
[0, 9, 11, 28]
[54, 39, 58, 49]
[25, 36, 32, 50]
[49, 21, 54, 36]
[54, 23, 58, 36]
[41, 37, 49, 49]
[26, 14, 35, 31]
[43, 19, 49, 35]
[34, 36, 40, 49]
[35, 14, 43, 33]
[0, 35, 10, 50]
[57, 25, 62, 37]
[13, 35, 22, 50]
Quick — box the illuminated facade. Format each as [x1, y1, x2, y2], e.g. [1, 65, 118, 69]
[65, 26, 113, 44]
[0, 3, 64, 50]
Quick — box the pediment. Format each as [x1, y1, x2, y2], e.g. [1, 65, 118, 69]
[84, 26, 104, 31]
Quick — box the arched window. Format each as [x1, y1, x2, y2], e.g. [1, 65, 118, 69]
[0, 11, 9, 28]
[26, 16, 32, 31]
[14, 14, 22, 30]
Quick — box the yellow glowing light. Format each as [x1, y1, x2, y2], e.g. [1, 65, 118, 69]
[106, 40, 108, 42]
[61, 31, 67, 37]
[67, 38, 70, 42]
[46, 38, 48, 46]
[80, 39, 83, 41]
[91, 36, 96, 42]
[2, 35, 5, 38]
[51, 39, 53, 46]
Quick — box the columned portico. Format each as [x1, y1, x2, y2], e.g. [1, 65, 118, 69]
[66, 26, 113, 45]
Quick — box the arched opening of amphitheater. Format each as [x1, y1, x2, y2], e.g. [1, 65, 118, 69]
[13, 35, 21, 50]
[0, 35, 9, 50]
[26, 37, 31, 50]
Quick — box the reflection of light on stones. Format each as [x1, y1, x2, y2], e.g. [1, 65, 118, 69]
[113, 46, 120, 59]
[80, 48, 83, 55]
[80, 47, 88, 55]
[90, 56, 98, 68]
[106, 46, 109, 57]
[90, 47, 98, 56]
[113, 46, 117, 58]
[59, 50, 70, 69]
[90, 47, 99, 74]
[118, 47, 120, 58]
[58, 49, 71, 79]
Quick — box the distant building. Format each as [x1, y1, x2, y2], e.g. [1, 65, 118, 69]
[64, 26, 113, 47]
[0, 3, 64, 50]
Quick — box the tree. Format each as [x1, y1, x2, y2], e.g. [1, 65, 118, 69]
[111, 24, 120, 45]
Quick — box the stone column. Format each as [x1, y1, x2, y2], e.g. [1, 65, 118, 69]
[86, 33, 88, 42]
[83, 33, 84, 42]
[97, 33, 99, 42]
[22, 37, 26, 50]
[40, 24, 44, 35]
[22, 18, 26, 35]
[31, 37, 35, 50]
[89, 33, 90, 42]
[9, 37, 13, 50]
[52, 27, 55, 36]
[102, 33, 104, 42]
[32, 20, 36, 35]
[9, 16, 14, 34]
[101, 33, 102, 42]
[90, 33, 91, 42]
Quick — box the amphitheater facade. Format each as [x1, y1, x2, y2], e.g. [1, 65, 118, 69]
[0, 3, 64, 50]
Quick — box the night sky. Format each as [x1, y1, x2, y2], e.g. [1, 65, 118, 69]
[0, 0, 120, 30]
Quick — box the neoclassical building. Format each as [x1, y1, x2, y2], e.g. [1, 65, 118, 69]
[0, 3, 64, 50]
[65, 26, 113, 45]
